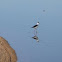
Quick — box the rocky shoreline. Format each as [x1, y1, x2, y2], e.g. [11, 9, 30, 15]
[0, 37, 17, 62]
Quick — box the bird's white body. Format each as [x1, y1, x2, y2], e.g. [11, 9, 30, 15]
[37, 22, 39, 25]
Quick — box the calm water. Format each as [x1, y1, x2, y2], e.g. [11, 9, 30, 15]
[0, 0, 62, 62]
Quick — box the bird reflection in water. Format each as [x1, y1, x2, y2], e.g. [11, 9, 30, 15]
[32, 35, 39, 42]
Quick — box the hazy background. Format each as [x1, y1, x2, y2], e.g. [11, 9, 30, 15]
[0, 0, 62, 62]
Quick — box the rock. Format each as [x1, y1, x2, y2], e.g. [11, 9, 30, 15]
[0, 37, 17, 62]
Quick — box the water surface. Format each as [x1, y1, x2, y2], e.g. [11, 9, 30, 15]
[0, 0, 62, 62]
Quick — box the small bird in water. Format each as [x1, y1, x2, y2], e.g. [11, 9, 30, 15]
[43, 10, 45, 12]
[32, 22, 40, 29]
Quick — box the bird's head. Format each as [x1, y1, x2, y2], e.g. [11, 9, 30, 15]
[37, 22, 40, 25]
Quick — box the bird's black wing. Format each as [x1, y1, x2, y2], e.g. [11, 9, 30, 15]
[32, 25, 38, 28]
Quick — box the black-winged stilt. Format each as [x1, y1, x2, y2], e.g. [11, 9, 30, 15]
[32, 22, 40, 29]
